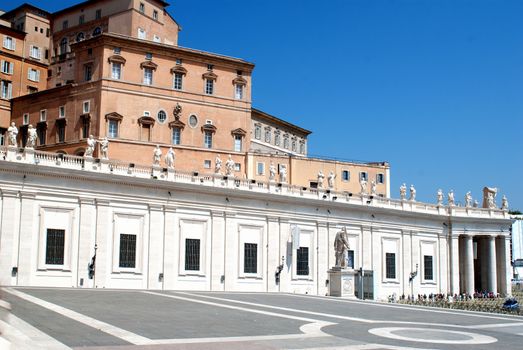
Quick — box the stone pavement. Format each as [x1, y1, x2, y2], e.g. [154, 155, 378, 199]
[1, 287, 523, 349]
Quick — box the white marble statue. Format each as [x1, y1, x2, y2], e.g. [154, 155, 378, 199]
[334, 227, 350, 268]
[26, 125, 37, 149]
[360, 179, 367, 195]
[501, 195, 509, 211]
[487, 192, 496, 209]
[437, 189, 444, 205]
[215, 155, 222, 174]
[371, 180, 377, 196]
[85, 135, 96, 157]
[165, 147, 175, 169]
[100, 137, 109, 160]
[448, 190, 455, 206]
[225, 155, 235, 176]
[7, 122, 18, 147]
[153, 145, 162, 166]
[465, 191, 472, 208]
[409, 184, 416, 201]
[280, 164, 287, 183]
[328, 171, 336, 189]
[400, 183, 407, 200]
[269, 162, 276, 181]
[317, 170, 325, 189]
[473, 200, 479, 208]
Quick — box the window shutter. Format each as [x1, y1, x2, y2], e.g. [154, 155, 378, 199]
[2, 36, 6, 48]
[0, 60, 4, 72]
[12, 38, 15, 50]
[30, 45, 33, 56]
[7, 83, 12, 98]
[36, 70, 40, 82]
[9, 62, 14, 74]
[27, 68, 31, 80]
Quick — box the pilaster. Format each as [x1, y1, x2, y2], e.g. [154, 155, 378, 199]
[316, 221, 329, 296]
[147, 204, 164, 290]
[163, 206, 177, 290]
[266, 215, 280, 292]
[16, 191, 37, 286]
[77, 197, 96, 288]
[0, 190, 19, 286]
[93, 199, 110, 288]
[211, 210, 225, 291]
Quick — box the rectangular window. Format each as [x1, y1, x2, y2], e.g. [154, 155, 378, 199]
[244, 243, 257, 274]
[143, 68, 153, 85]
[424, 255, 433, 281]
[207, 64, 214, 71]
[119, 234, 136, 268]
[347, 250, 354, 269]
[235, 84, 244, 99]
[296, 247, 309, 275]
[234, 163, 241, 171]
[28, 68, 40, 82]
[37, 125, 46, 145]
[254, 125, 261, 140]
[264, 129, 271, 143]
[173, 73, 183, 90]
[204, 131, 212, 148]
[377, 173, 384, 184]
[23, 113, 29, 125]
[145, 52, 153, 60]
[40, 109, 47, 122]
[138, 28, 146, 39]
[59, 105, 65, 118]
[234, 135, 242, 152]
[256, 162, 264, 175]
[205, 79, 214, 95]
[45, 229, 65, 265]
[30, 46, 41, 59]
[113, 47, 121, 54]
[172, 127, 181, 145]
[1, 60, 13, 74]
[153, 35, 160, 42]
[82, 118, 90, 139]
[300, 142, 305, 154]
[1, 81, 13, 99]
[84, 64, 92, 81]
[108, 120, 118, 138]
[203, 160, 211, 169]
[176, 58, 182, 65]
[360, 172, 368, 181]
[57, 124, 65, 142]
[139, 2, 145, 13]
[153, 10, 158, 20]
[0, 132, 4, 146]
[185, 238, 200, 271]
[27, 86, 38, 94]
[274, 133, 280, 146]
[95, 9, 102, 19]
[79, 15, 84, 25]
[62, 20, 68, 30]
[112, 63, 121, 80]
[385, 252, 396, 279]
[83, 101, 90, 113]
[342, 170, 350, 181]
[3, 36, 15, 50]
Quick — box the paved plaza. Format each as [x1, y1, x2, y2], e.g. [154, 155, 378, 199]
[1, 288, 523, 349]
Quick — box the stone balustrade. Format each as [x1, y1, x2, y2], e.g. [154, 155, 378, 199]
[0, 145, 509, 220]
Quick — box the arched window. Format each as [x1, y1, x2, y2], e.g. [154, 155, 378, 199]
[59, 38, 68, 55]
[157, 110, 167, 124]
[92, 27, 102, 36]
[76, 32, 84, 42]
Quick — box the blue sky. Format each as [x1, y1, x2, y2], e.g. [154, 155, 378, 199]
[4, 0, 523, 209]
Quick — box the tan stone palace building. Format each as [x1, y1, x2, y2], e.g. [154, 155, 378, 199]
[0, 0, 512, 300]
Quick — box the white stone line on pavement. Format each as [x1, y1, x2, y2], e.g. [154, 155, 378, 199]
[471, 322, 523, 329]
[1, 288, 151, 346]
[291, 344, 437, 350]
[0, 314, 70, 350]
[368, 327, 497, 345]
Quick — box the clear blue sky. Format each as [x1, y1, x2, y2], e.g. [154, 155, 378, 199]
[4, 0, 523, 209]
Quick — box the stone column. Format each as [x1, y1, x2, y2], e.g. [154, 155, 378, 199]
[464, 235, 474, 296]
[496, 235, 511, 296]
[487, 235, 497, 294]
[449, 235, 460, 295]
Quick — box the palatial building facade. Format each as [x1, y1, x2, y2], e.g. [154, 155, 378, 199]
[0, 0, 513, 300]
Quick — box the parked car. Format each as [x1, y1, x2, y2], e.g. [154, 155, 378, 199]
[502, 298, 520, 311]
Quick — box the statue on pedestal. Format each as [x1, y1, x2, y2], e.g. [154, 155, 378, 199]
[215, 155, 222, 174]
[409, 184, 416, 201]
[85, 135, 96, 157]
[269, 162, 276, 181]
[328, 171, 336, 189]
[448, 190, 455, 206]
[370, 180, 377, 196]
[501, 195, 509, 211]
[153, 145, 162, 166]
[7, 122, 18, 147]
[26, 125, 37, 149]
[473, 200, 479, 208]
[360, 179, 367, 195]
[465, 191, 472, 208]
[280, 164, 287, 183]
[100, 137, 109, 160]
[487, 192, 496, 209]
[437, 189, 443, 205]
[225, 155, 235, 176]
[165, 147, 175, 169]
[317, 170, 325, 188]
[400, 183, 407, 200]
[334, 227, 350, 268]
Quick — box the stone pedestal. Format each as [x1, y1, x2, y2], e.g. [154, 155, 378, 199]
[167, 168, 175, 181]
[84, 156, 94, 170]
[6, 146, 18, 161]
[328, 267, 357, 298]
[100, 159, 110, 173]
[23, 147, 34, 163]
[152, 165, 162, 179]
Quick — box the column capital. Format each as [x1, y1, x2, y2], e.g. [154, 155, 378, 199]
[95, 199, 110, 206]
[148, 204, 164, 212]
[0, 189, 19, 198]
[19, 190, 37, 199]
[78, 197, 96, 205]
[211, 210, 224, 218]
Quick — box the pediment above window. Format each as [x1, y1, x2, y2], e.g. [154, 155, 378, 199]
[108, 55, 126, 65]
[55, 118, 67, 126]
[105, 112, 123, 121]
[170, 65, 187, 75]
[80, 113, 91, 121]
[138, 116, 155, 126]
[169, 119, 185, 129]
[140, 61, 158, 70]
[202, 71, 217, 80]
[231, 128, 246, 136]
[232, 76, 247, 86]
[201, 123, 217, 134]
[36, 121, 47, 129]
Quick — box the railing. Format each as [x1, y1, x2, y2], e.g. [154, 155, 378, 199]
[0, 146, 510, 220]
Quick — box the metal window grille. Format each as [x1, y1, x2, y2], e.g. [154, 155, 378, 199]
[204, 131, 212, 148]
[185, 239, 200, 271]
[205, 79, 214, 94]
[45, 229, 65, 265]
[296, 247, 309, 276]
[424, 255, 433, 280]
[57, 125, 65, 143]
[386, 253, 396, 279]
[108, 120, 118, 138]
[244, 243, 257, 273]
[174, 73, 183, 90]
[119, 234, 136, 268]
[172, 127, 181, 145]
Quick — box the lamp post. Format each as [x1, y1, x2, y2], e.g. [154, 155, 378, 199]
[409, 263, 418, 298]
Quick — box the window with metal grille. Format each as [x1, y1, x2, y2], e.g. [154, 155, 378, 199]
[424, 255, 433, 280]
[385, 252, 396, 279]
[204, 131, 212, 148]
[185, 239, 200, 271]
[244, 243, 257, 273]
[45, 229, 65, 265]
[296, 247, 309, 276]
[172, 127, 181, 145]
[205, 78, 214, 95]
[57, 124, 65, 143]
[119, 234, 136, 268]
[82, 118, 90, 139]
[173, 73, 183, 90]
